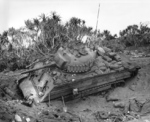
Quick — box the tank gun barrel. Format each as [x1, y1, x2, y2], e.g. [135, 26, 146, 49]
[20, 62, 56, 75]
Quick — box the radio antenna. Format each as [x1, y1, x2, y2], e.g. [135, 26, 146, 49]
[95, 3, 100, 35]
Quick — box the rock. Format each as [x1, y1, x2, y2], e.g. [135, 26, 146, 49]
[97, 62, 105, 67]
[4, 87, 16, 99]
[97, 46, 105, 54]
[129, 111, 140, 119]
[144, 120, 150, 122]
[103, 56, 112, 62]
[109, 52, 116, 57]
[109, 64, 120, 69]
[124, 50, 130, 55]
[97, 50, 104, 56]
[63, 106, 68, 113]
[129, 83, 137, 91]
[15, 114, 22, 122]
[113, 101, 125, 108]
[26, 118, 30, 122]
[122, 62, 130, 69]
[114, 55, 121, 61]
[129, 99, 141, 112]
[103, 47, 112, 53]
[95, 56, 104, 63]
[104, 68, 110, 73]
[55, 79, 63, 85]
[103, 61, 110, 67]
[141, 100, 150, 115]
[115, 67, 124, 72]
[52, 71, 57, 75]
[99, 66, 107, 71]
[111, 60, 117, 64]
[95, 69, 103, 74]
[83, 108, 92, 112]
[91, 66, 99, 71]
[116, 61, 122, 65]
[106, 92, 121, 102]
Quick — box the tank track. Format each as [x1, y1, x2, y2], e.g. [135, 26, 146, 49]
[42, 67, 138, 102]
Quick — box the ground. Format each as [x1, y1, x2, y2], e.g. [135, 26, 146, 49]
[0, 52, 150, 122]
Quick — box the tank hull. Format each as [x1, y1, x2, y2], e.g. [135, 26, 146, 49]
[43, 67, 138, 101]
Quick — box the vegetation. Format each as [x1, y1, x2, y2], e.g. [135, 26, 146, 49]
[0, 11, 150, 72]
[119, 23, 150, 47]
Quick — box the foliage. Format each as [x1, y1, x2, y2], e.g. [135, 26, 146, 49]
[101, 39, 125, 52]
[0, 12, 95, 72]
[0, 11, 150, 72]
[98, 30, 117, 40]
[119, 24, 150, 47]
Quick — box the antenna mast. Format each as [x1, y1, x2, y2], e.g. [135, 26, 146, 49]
[95, 3, 100, 35]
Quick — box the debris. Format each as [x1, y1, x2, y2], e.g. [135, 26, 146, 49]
[3, 87, 16, 99]
[32, 62, 44, 76]
[62, 96, 67, 113]
[83, 108, 91, 112]
[26, 118, 30, 122]
[15, 114, 22, 122]
[129, 111, 140, 119]
[98, 111, 109, 119]
[113, 101, 125, 108]
[144, 120, 150, 122]
[129, 99, 141, 112]
[129, 83, 137, 91]
[106, 91, 121, 102]
[103, 47, 112, 53]
[141, 100, 150, 115]
[97, 46, 105, 54]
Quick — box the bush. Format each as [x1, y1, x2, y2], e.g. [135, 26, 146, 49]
[102, 39, 125, 52]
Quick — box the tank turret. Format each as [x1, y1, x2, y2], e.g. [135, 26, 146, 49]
[54, 46, 96, 73]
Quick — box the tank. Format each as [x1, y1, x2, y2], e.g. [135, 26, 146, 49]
[18, 42, 139, 103]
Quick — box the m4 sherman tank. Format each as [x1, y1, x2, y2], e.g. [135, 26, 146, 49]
[18, 42, 139, 103]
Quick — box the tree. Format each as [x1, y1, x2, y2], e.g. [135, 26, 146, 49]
[69, 17, 80, 27]
[33, 18, 40, 31]
[51, 11, 61, 23]
[25, 19, 34, 30]
[39, 13, 47, 23]
[101, 30, 116, 40]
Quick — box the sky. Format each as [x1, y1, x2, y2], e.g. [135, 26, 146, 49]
[0, 0, 150, 35]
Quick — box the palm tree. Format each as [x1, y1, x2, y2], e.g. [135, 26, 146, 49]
[103, 30, 110, 39]
[102, 30, 115, 40]
[51, 11, 61, 23]
[69, 17, 79, 27]
[2, 31, 8, 37]
[33, 18, 40, 31]
[39, 13, 47, 23]
[8, 27, 17, 45]
[82, 20, 85, 26]
[25, 19, 34, 30]
[113, 34, 117, 38]
[0, 31, 8, 50]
